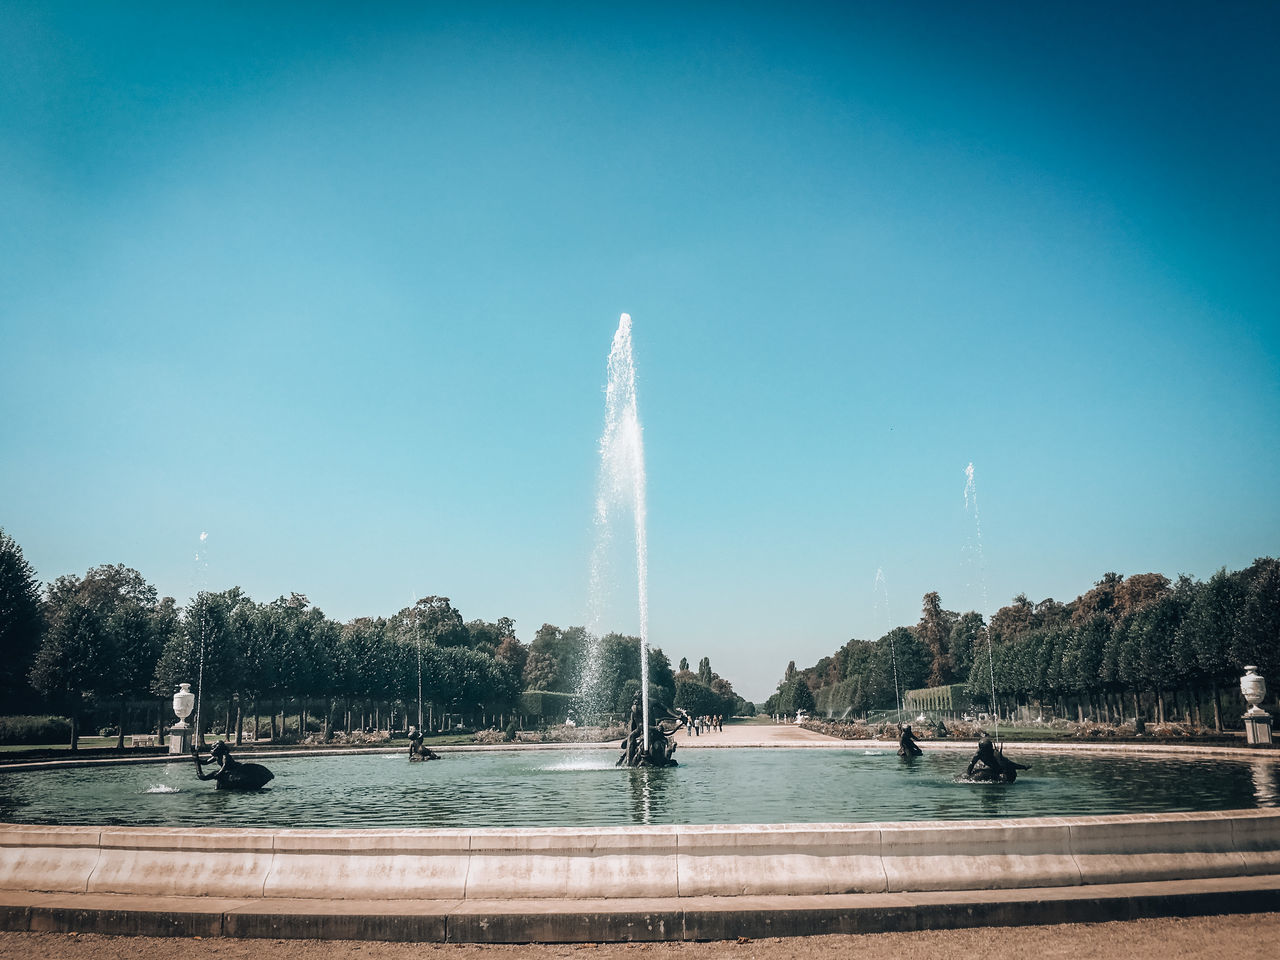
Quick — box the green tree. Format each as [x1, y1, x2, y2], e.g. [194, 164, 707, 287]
[882, 627, 929, 698]
[616, 677, 642, 713]
[675, 674, 719, 715]
[989, 593, 1036, 643]
[494, 632, 528, 701]
[917, 592, 957, 686]
[522, 649, 559, 691]
[334, 617, 397, 733]
[35, 565, 172, 749]
[1129, 586, 1191, 721]
[790, 678, 816, 714]
[153, 588, 253, 743]
[0, 529, 44, 709]
[465, 616, 517, 657]
[1235, 558, 1280, 678]
[1178, 568, 1244, 730]
[1072, 573, 1125, 623]
[411, 596, 468, 647]
[30, 596, 108, 749]
[948, 612, 984, 682]
[523, 623, 586, 693]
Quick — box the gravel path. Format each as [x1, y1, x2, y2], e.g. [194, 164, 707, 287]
[2, 914, 1276, 960]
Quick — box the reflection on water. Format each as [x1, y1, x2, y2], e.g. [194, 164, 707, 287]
[0, 749, 1275, 829]
[627, 766, 674, 825]
[1252, 759, 1279, 805]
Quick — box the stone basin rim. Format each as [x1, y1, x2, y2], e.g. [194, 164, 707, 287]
[4, 806, 1280, 835]
[2, 806, 1278, 902]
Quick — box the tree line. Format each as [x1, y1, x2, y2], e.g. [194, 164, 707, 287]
[768, 559, 1280, 729]
[0, 529, 751, 749]
[526, 626, 752, 720]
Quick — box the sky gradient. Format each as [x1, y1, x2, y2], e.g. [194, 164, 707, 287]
[3, 2, 1278, 700]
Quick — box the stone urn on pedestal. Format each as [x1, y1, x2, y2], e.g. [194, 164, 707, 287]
[1241, 666, 1274, 746]
[169, 682, 196, 755]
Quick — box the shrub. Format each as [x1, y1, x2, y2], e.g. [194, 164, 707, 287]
[519, 690, 574, 722]
[0, 715, 73, 745]
[800, 718, 899, 740]
[1074, 720, 1123, 739]
[800, 717, 990, 741]
[512, 721, 627, 742]
[534, 723, 628, 744]
[303, 729, 390, 746]
[939, 719, 985, 739]
[1147, 721, 1195, 738]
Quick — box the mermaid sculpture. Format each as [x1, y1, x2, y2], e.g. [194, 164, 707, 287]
[408, 726, 439, 762]
[897, 723, 923, 758]
[192, 741, 274, 790]
[617, 692, 689, 767]
[964, 734, 1030, 783]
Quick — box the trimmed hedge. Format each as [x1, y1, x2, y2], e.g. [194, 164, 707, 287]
[0, 715, 73, 745]
[519, 690, 574, 721]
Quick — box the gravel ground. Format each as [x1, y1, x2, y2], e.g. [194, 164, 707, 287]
[2, 914, 1277, 960]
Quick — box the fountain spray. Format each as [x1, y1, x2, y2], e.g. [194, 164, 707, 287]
[194, 531, 209, 749]
[588, 314, 651, 752]
[965, 462, 998, 742]
[875, 567, 902, 722]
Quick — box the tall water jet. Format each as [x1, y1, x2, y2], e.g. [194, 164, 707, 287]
[964, 462, 998, 739]
[874, 567, 902, 722]
[873, 567, 892, 635]
[584, 314, 651, 752]
[193, 531, 209, 746]
[963, 463, 989, 619]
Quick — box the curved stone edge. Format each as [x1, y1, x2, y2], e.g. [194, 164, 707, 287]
[3, 809, 1279, 901]
[1, 874, 1279, 941]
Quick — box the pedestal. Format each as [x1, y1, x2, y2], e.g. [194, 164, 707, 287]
[1244, 713, 1274, 746]
[168, 725, 193, 755]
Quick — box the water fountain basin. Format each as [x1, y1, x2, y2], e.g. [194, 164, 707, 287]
[2, 809, 1279, 901]
[3, 740, 1279, 907]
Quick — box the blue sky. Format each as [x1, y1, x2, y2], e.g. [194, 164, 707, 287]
[2, 2, 1277, 700]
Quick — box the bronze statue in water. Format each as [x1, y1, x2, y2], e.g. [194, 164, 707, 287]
[617, 692, 689, 767]
[965, 734, 1030, 782]
[897, 724, 923, 758]
[192, 741, 274, 790]
[408, 727, 440, 762]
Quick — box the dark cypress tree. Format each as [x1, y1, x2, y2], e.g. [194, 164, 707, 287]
[0, 529, 44, 709]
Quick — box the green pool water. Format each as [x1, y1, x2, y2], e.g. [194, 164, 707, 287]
[2, 747, 1276, 828]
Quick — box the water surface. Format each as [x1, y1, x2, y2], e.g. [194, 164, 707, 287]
[1, 747, 1275, 828]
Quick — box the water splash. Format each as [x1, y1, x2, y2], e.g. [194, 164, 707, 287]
[582, 314, 650, 750]
[144, 785, 181, 794]
[544, 757, 618, 773]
